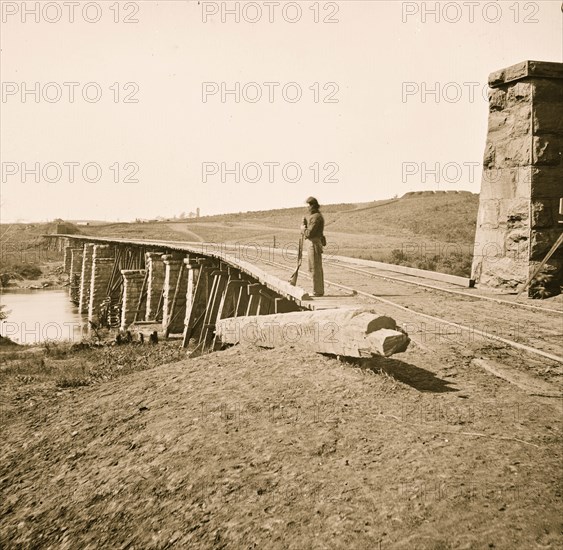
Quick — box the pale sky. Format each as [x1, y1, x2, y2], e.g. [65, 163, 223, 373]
[1, 0, 561, 222]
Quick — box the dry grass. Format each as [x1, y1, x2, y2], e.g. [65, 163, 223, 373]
[85, 194, 478, 276]
[0, 339, 187, 393]
[0, 193, 479, 281]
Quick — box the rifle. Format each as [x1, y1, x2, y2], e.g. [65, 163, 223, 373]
[288, 218, 307, 286]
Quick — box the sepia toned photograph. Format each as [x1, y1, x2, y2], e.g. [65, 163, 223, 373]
[1, 1, 562, 548]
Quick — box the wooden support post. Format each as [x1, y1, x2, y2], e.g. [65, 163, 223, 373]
[222, 280, 248, 319]
[199, 269, 229, 350]
[154, 290, 164, 322]
[257, 289, 276, 315]
[106, 247, 122, 297]
[133, 269, 150, 323]
[211, 279, 248, 349]
[235, 281, 251, 317]
[182, 262, 215, 347]
[245, 283, 263, 316]
[161, 254, 187, 330]
[164, 262, 186, 338]
[517, 232, 563, 298]
[181, 260, 202, 346]
[216, 308, 411, 358]
[69, 248, 84, 304]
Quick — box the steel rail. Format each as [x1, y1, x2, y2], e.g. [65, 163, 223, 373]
[259, 257, 563, 365]
[229, 242, 562, 316]
[327, 261, 563, 316]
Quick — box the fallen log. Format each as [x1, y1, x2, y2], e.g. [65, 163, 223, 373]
[215, 308, 410, 358]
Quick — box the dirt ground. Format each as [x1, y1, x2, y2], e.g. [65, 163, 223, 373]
[1, 337, 561, 549]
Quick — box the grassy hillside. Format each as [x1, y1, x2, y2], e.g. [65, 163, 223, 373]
[2, 192, 480, 278]
[0, 222, 71, 270]
[186, 193, 477, 243]
[328, 193, 478, 242]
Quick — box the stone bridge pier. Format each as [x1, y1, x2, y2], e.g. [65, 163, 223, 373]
[48, 235, 410, 358]
[53, 237, 304, 351]
[472, 60, 563, 293]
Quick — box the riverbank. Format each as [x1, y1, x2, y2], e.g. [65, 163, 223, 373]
[0, 261, 68, 291]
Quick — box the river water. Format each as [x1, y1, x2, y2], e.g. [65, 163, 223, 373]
[0, 289, 88, 344]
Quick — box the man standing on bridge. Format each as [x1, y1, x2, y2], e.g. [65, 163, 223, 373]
[301, 196, 325, 297]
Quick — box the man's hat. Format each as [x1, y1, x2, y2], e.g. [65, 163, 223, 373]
[305, 196, 319, 207]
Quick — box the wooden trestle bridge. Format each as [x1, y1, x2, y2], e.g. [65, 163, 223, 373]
[45, 234, 412, 357]
[44, 234, 562, 365]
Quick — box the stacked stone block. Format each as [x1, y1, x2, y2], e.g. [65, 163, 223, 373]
[121, 269, 146, 331]
[162, 254, 188, 333]
[56, 237, 71, 253]
[63, 246, 73, 274]
[183, 260, 201, 331]
[78, 243, 95, 313]
[472, 61, 563, 291]
[88, 245, 115, 322]
[69, 248, 84, 304]
[145, 252, 166, 321]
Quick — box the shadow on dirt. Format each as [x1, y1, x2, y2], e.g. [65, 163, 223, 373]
[345, 355, 458, 393]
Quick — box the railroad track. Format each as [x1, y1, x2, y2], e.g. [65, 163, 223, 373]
[327, 259, 563, 316]
[250, 252, 563, 368]
[214, 242, 561, 315]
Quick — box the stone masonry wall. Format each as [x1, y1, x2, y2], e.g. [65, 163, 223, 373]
[88, 245, 115, 322]
[145, 252, 166, 321]
[162, 254, 188, 332]
[69, 248, 83, 304]
[78, 244, 95, 313]
[472, 61, 563, 291]
[121, 270, 146, 331]
[63, 246, 72, 274]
